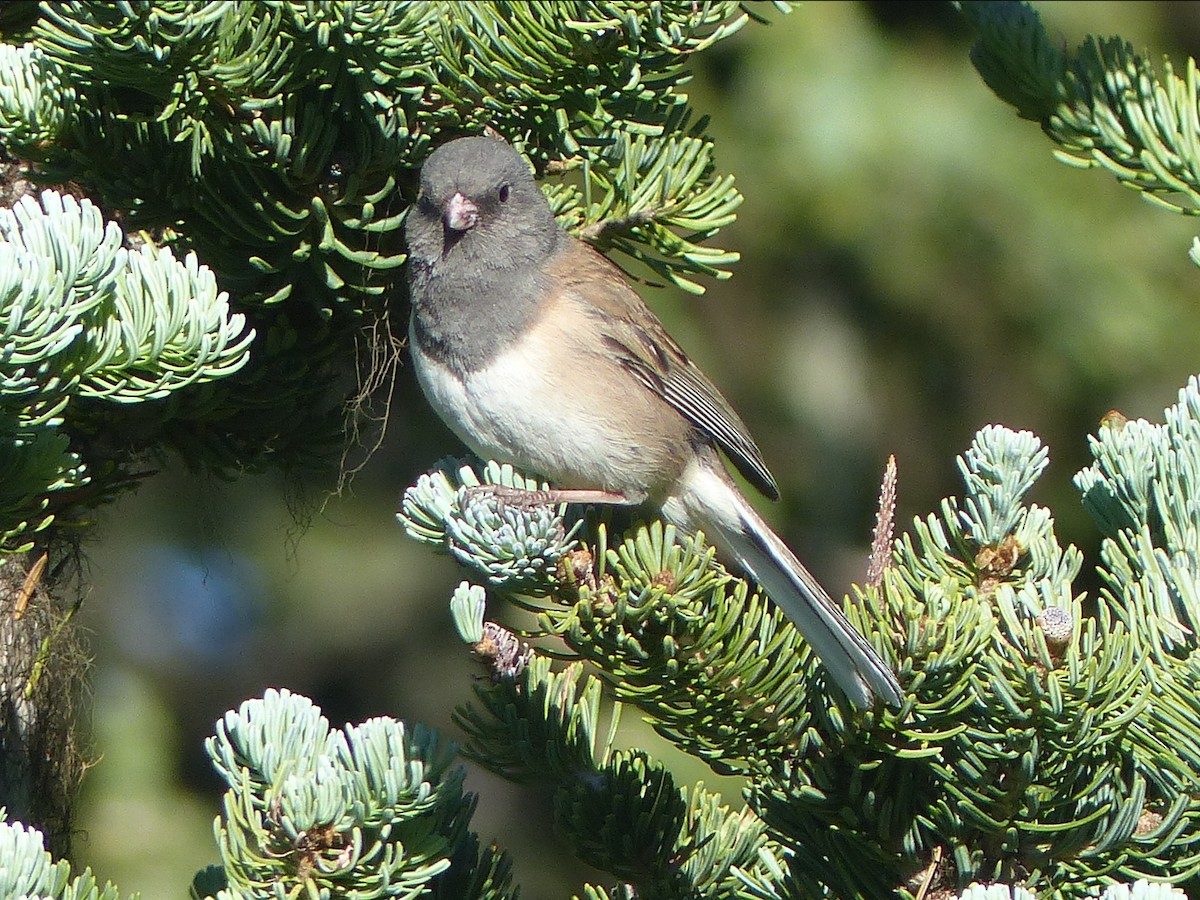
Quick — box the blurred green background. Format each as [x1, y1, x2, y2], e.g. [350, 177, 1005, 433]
[72, 2, 1200, 895]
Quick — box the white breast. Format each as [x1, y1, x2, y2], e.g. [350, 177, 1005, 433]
[410, 317, 673, 501]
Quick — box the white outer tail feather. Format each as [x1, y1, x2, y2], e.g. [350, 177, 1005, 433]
[722, 499, 903, 707]
[664, 456, 903, 708]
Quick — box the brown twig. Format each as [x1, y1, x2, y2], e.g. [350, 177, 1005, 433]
[866, 455, 898, 589]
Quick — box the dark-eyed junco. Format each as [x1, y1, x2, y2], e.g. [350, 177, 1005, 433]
[405, 135, 902, 708]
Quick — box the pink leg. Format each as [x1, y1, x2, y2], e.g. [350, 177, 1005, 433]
[464, 484, 631, 508]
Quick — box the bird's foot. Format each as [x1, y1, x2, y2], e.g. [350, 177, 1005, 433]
[462, 484, 629, 509]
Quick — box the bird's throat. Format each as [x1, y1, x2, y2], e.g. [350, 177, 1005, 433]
[410, 261, 545, 375]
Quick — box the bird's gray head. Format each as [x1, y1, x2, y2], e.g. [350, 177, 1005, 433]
[405, 136, 560, 275]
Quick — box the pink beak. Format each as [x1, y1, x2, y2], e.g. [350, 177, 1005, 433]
[445, 192, 478, 232]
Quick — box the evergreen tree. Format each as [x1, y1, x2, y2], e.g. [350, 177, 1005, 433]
[4, 2, 1200, 898]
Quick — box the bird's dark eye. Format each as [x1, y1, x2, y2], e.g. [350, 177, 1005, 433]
[498, 184, 510, 203]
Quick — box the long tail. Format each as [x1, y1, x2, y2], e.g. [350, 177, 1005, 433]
[665, 459, 903, 708]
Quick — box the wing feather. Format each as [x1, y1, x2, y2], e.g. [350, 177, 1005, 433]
[556, 243, 780, 499]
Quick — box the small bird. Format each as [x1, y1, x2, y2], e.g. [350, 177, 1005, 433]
[405, 135, 902, 708]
